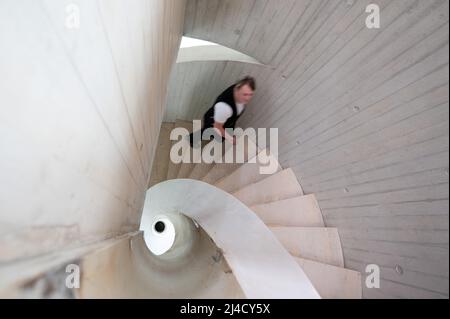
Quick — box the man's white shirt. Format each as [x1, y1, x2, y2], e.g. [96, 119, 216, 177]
[213, 102, 245, 123]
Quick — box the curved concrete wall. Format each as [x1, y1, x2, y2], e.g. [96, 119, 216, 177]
[0, 0, 186, 261]
[79, 231, 244, 298]
[167, 0, 449, 298]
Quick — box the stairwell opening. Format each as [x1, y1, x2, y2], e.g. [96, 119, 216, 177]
[154, 221, 166, 233]
[146, 215, 176, 256]
[141, 211, 202, 261]
[176, 36, 263, 65]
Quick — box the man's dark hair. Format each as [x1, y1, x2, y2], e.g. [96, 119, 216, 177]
[235, 76, 256, 91]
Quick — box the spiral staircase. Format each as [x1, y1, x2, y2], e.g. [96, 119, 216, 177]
[145, 120, 362, 299]
[0, 121, 362, 300]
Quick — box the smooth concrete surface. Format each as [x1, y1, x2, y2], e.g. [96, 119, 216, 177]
[232, 168, 304, 207]
[270, 226, 345, 267]
[79, 231, 244, 298]
[0, 232, 139, 298]
[187, 130, 258, 181]
[215, 149, 283, 193]
[166, 120, 193, 180]
[0, 0, 186, 262]
[250, 195, 325, 227]
[294, 257, 362, 299]
[149, 122, 175, 188]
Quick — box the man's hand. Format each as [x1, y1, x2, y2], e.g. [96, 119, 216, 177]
[214, 122, 236, 144]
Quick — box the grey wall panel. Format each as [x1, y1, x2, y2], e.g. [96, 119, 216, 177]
[175, 0, 449, 298]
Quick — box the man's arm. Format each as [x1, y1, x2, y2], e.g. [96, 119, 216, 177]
[213, 122, 236, 144]
[213, 102, 236, 144]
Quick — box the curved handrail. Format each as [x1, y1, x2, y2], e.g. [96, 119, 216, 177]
[142, 179, 321, 299]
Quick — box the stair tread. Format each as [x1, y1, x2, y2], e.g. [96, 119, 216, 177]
[269, 226, 344, 267]
[250, 194, 324, 227]
[201, 134, 261, 184]
[188, 162, 214, 180]
[177, 121, 207, 179]
[166, 120, 193, 180]
[148, 122, 174, 188]
[214, 148, 282, 193]
[177, 162, 196, 179]
[202, 163, 242, 184]
[294, 257, 362, 299]
[187, 139, 226, 180]
[232, 168, 304, 207]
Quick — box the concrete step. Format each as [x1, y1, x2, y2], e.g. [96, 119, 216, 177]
[294, 257, 362, 299]
[214, 149, 282, 193]
[269, 226, 344, 267]
[166, 120, 192, 180]
[176, 144, 200, 179]
[187, 139, 225, 180]
[202, 162, 242, 185]
[232, 168, 303, 207]
[176, 125, 211, 179]
[201, 134, 261, 185]
[177, 161, 196, 179]
[250, 194, 324, 227]
[188, 162, 214, 180]
[148, 122, 174, 188]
